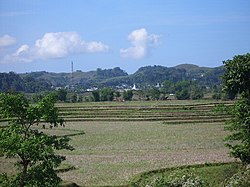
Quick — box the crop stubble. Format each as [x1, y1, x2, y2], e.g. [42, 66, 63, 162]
[58, 120, 233, 186]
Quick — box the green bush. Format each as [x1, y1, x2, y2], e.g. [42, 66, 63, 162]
[132, 169, 208, 187]
[224, 166, 250, 187]
[176, 89, 190, 100]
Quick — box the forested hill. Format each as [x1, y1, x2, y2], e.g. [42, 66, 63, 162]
[0, 64, 224, 92]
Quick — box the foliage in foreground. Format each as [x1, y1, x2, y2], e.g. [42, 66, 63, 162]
[0, 93, 74, 187]
[224, 165, 250, 187]
[222, 53, 250, 164]
[131, 169, 208, 187]
[130, 163, 247, 187]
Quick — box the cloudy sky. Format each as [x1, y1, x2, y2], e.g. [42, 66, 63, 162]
[0, 0, 250, 74]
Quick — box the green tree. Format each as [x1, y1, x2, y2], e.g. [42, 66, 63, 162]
[92, 90, 100, 102]
[71, 92, 77, 103]
[149, 87, 161, 100]
[31, 94, 42, 103]
[175, 80, 190, 92]
[66, 92, 77, 103]
[115, 91, 121, 98]
[100, 88, 114, 101]
[190, 84, 204, 100]
[0, 93, 74, 186]
[123, 90, 133, 101]
[0, 72, 25, 92]
[176, 89, 190, 100]
[212, 92, 221, 100]
[212, 85, 222, 100]
[161, 80, 175, 94]
[222, 53, 250, 164]
[56, 89, 67, 102]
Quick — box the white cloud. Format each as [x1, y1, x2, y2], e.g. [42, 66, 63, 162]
[3, 44, 32, 63]
[0, 35, 16, 47]
[15, 45, 30, 55]
[2, 32, 109, 63]
[84, 41, 109, 53]
[120, 28, 160, 59]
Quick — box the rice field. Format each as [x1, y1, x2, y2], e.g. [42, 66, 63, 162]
[56, 100, 232, 123]
[0, 100, 235, 186]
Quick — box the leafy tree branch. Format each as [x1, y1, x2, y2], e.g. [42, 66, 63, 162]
[0, 93, 74, 187]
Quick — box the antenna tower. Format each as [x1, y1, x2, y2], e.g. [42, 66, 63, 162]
[71, 61, 73, 85]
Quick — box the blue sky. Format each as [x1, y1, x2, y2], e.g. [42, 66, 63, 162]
[0, 0, 250, 74]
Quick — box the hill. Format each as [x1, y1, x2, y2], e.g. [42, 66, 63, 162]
[104, 64, 224, 89]
[174, 64, 224, 87]
[0, 64, 224, 92]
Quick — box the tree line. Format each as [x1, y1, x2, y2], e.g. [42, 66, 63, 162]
[0, 65, 224, 94]
[0, 73, 233, 103]
[53, 80, 204, 103]
[20, 78, 235, 103]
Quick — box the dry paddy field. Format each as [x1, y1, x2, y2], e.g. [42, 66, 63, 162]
[0, 100, 235, 186]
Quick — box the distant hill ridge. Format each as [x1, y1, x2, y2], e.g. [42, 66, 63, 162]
[174, 64, 213, 71]
[0, 64, 224, 92]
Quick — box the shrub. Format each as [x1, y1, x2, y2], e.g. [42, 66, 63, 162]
[132, 169, 208, 187]
[224, 165, 250, 187]
[176, 89, 190, 100]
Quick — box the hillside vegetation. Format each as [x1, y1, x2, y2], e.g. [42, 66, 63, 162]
[0, 64, 224, 92]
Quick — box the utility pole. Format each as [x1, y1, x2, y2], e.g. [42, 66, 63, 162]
[71, 61, 73, 88]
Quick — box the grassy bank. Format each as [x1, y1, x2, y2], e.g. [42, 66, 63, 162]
[130, 162, 241, 187]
